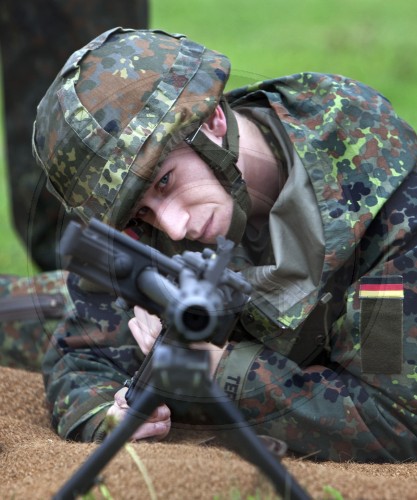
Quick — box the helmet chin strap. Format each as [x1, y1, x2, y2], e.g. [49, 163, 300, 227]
[185, 97, 251, 244]
[224, 199, 250, 244]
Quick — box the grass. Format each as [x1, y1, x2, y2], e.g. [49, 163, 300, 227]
[1, 0, 417, 274]
[0, 78, 31, 274]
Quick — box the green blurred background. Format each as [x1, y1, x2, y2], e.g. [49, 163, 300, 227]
[1, 0, 416, 275]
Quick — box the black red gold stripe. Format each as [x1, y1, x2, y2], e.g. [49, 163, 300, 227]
[359, 276, 404, 299]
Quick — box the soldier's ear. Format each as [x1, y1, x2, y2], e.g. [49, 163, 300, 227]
[201, 105, 227, 140]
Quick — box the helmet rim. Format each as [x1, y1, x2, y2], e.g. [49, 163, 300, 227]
[33, 28, 231, 229]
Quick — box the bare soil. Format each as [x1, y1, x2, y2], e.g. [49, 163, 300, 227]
[1, 365, 416, 499]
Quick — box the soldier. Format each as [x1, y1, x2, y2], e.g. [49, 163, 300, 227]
[33, 28, 417, 461]
[0, 0, 148, 271]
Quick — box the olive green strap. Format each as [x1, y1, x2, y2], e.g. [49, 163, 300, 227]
[184, 98, 247, 199]
[216, 340, 264, 402]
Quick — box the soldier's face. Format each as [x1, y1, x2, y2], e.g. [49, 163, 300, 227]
[134, 143, 234, 244]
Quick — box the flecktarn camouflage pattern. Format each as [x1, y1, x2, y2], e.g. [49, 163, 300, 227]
[0, 270, 73, 371]
[215, 73, 417, 461]
[36, 28, 417, 462]
[33, 28, 231, 231]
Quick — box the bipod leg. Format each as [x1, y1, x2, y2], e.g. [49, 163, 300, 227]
[53, 386, 161, 500]
[203, 382, 311, 500]
[53, 343, 310, 500]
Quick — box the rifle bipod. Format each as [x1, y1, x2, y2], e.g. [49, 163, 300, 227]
[53, 339, 311, 500]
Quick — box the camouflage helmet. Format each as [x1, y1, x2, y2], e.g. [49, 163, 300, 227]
[33, 27, 250, 237]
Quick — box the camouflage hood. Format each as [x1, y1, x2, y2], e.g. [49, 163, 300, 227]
[32, 28, 231, 229]
[227, 73, 417, 330]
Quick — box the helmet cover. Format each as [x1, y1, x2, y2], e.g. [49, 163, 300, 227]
[33, 28, 231, 229]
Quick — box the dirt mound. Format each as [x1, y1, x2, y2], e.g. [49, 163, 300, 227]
[1, 365, 416, 499]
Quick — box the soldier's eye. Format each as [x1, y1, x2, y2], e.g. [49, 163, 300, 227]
[136, 206, 150, 218]
[158, 172, 171, 189]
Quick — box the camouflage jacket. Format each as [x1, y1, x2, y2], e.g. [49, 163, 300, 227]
[0, 271, 72, 370]
[43, 73, 417, 461]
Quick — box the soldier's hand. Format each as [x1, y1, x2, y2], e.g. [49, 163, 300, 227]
[128, 305, 163, 355]
[107, 387, 171, 440]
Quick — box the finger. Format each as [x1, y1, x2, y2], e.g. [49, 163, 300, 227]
[106, 387, 129, 422]
[133, 306, 162, 335]
[106, 404, 170, 440]
[129, 315, 162, 355]
[131, 405, 171, 440]
[108, 400, 171, 440]
[131, 418, 171, 441]
[106, 402, 124, 422]
[114, 387, 129, 409]
[133, 404, 170, 424]
[129, 318, 154, 354]
[148, 404, 170, 422]
[128, 316, 142, 343]
[109, 399, 170, 423]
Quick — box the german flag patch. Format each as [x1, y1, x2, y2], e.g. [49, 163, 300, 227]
[359, 276, 404, 299]
[359, 275, 403, 374]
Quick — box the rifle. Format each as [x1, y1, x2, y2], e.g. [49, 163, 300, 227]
[54, 218, 310, 500]
[58, 218, 251, 397]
